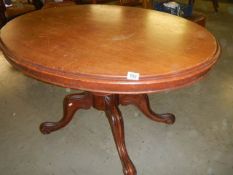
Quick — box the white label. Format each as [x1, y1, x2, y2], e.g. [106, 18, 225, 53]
[127, 72, 140, 80]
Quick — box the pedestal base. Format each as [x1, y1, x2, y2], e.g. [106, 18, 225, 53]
[40, 92, 175, 175]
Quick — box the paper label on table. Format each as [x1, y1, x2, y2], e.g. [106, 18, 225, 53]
[127, 72, 140, 80]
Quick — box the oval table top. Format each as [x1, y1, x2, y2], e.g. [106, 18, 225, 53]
[0, 5, 220, 94]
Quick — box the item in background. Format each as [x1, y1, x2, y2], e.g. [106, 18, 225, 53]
[163, 1, 180, 15]
[153, 0, 193, 18]
[4, 0, 13, 7]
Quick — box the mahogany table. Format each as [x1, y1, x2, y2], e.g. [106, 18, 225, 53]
[0, 5, 220, 175]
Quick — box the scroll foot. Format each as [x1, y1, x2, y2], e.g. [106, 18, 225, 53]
[40, 92, 92, 134]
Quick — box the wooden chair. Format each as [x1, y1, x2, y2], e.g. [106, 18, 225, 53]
[119, 0, 141, 6]
[42, 0, 77, 9]
[0, 0, 42, 26]
[190, 0, 219, 12]
[42, 0, 100, 9]
[212, 0, 219, 12]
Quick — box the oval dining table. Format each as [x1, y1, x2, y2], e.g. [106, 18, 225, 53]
[0, 4, 220, 175]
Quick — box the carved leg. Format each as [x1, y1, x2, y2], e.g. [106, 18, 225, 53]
[40, 92, 92, 134]
[119, 94, 175, 124]
[104, 95, 137, 175]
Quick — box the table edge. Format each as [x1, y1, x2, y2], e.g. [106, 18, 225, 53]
[0, 38, 221, 94]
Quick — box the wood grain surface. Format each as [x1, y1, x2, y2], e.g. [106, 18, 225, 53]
[0, 5, 220, 94]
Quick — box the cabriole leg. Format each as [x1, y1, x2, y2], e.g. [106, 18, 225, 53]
[104, 95, 137, 175]
[40, 92, 92, 134]
[119, 94, 175, 124]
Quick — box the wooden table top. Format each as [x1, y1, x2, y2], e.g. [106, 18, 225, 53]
[0, 5, 220, 94]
